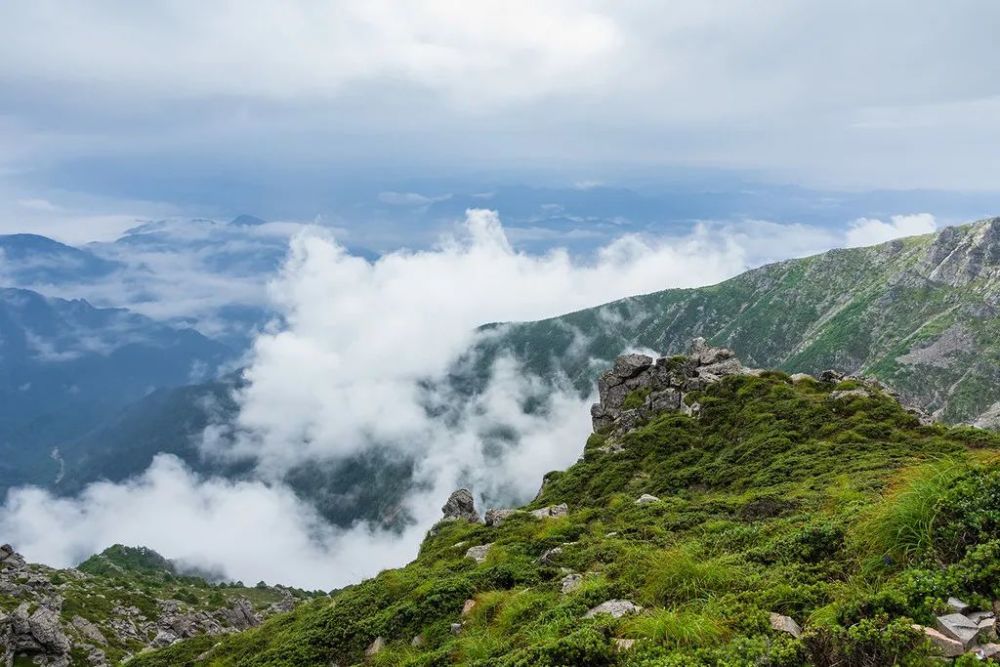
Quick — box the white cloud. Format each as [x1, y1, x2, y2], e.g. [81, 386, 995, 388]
[845, 213, 937, 248]
[0, 209, 949, 588]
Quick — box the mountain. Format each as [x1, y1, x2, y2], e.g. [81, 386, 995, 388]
[0, 288, 232, 495]
[471, 216, 1000, 427]
[0, 543, 317, 666]
[0, 234, 121, 284]
[130, 343, 1000, 665]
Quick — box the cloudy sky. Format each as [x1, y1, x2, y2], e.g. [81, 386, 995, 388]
[1, 1, 998, 242]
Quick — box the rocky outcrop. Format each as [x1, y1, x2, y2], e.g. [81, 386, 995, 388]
[440, 488, 482, 524]
[0, 545, 304, 666]
[591, 338, 756, 433]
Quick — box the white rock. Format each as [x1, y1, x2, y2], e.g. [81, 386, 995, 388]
[464, 543, 493, 564]
[913, 624, 964, 657]
[635, 494, 660, 505]
[769, 612, 802, 638]
[584, 599, 642, 619]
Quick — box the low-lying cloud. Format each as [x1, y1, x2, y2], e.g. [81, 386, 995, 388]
[0, 209, 941, 588]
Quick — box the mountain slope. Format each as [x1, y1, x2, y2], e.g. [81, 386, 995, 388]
[0, 543, 316, 666]
[132, 344, 1000, 666]
[472, 216, 1000, 426]
[0, 288, 232, 495]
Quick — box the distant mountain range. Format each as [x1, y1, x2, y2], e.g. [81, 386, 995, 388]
[0, 287, 231, 496]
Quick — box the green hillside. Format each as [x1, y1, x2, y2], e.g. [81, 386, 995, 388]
[473, 217, 1000, 427]
[133, 345, 1000, 666]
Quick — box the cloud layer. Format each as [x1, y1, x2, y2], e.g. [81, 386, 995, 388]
[0, 210, 940, 588]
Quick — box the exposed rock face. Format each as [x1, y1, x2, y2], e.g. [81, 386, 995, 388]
[591, 338, 936, 439]
[441, 488, 482, 523]
[591, 339, 753, 433]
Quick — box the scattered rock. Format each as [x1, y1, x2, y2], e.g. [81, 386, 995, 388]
[450, 622, 463, 635]
[948, 596, 970, 613]
[465, 543, 493, 564]
[935, 612, 980, 647]
[72, 615, 107, 645]
[539, 547, 563, 565]
[584, 599, 642, 619]
[769, 612, 802, 638]
[789, 373, 815, 383]
[461, 599, 476, 616]
[410, 634, 424, 648]
[441, 488, 482, 523]
[530, 504, 568, 520]
[820, 369, 845, 383]
[914, 624, 965, 657]
[560, 573, 583, 594]
[829, 388, 870, 401]
[635, 493, 660, 505]
[973, 643, 1000, 659]
[365, 636, 385, 657]
[484, 508, 519, 527]
[614, 638, 636, 652]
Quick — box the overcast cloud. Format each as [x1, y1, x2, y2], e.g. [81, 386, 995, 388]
[0, 0, 998, 219]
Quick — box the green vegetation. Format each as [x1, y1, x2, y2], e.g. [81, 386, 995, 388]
[134, 372, 1000, 666]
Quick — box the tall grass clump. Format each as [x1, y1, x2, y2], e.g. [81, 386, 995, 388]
[627, 607, 730, 648]
[851, 457, 967, 564]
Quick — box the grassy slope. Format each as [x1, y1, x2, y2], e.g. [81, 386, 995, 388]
[135, 372, 1000, 666]
[471, 219, 1000, 424]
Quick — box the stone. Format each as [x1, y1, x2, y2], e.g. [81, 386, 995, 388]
[410, 634, 424, 647]
[820, 369, 846, 382]
[829, 388, 870, 401]
[769, 612, 802, 638]
[648, 388, 681, 412]
[973, 643, 1000, 659]
[441, 488, 482, 523]
[613, 353, 653, 379]
[484, 508, 519, 527]
[635, 493, 660, 505]
[530, 504, 568, 520]
[221, 598, 260, 630]
[689, 337, 734, 365]
[465, 543, 493, 564]
[539, 547, 562, 565]
[560, 573, 583, 594]
[947, 596, 970, 613]
[584, 599, 642, 619]
[789, 373, 815, 383]
[935, 613, 980, 647]
[450, 622, 463, 635]
[967, 610, 994, 624]
[614, 638, 636, 652]
[913, 624, 964, 657]
[461, 599, 476, 616]
[72, 615, 107, 645]
[365, 636, 385, 657]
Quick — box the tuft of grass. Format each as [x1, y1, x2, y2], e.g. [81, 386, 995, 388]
[640, 546, 744, 604]
[851, 457, 967, 564]
[627, 607, 730, 648]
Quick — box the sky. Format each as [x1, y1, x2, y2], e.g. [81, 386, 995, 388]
[0, 2, 998, 587]
[0, 1, 999, 244]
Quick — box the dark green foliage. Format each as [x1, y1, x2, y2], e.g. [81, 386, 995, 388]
[132, 374, 1000, 666]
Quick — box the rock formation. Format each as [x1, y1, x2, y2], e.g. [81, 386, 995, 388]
[440, 488, 482, 524]
[590, 338, 756, 433]
[0, 544, 304, 666]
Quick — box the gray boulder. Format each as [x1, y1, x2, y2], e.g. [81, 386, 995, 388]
[441, 488, 482, 523]
[769, 612, 802, 638]
[465, 543, 493, 564]
[484, 508, 519, 527]
[530, 504, 568, 520]
[584, 599, 642, 619]
[635, 494, 660, 505]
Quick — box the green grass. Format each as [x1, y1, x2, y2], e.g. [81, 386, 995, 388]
[130, 371, 1000, 666]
